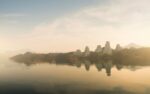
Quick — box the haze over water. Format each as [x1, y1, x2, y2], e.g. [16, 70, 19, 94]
[1, 0, 150, 94]
[0, 54, 150, 94]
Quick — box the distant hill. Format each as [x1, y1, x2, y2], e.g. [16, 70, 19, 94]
[125, 43, 142, 49]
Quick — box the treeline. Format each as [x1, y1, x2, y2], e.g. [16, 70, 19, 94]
[11, 47, 150, 66]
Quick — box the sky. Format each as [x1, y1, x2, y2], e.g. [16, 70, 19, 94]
[0, 0, 150, 53]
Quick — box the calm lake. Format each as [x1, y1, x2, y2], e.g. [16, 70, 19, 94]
[0, 55, 150, 94]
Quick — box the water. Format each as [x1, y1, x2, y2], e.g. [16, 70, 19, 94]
[0, 55, 150, 94]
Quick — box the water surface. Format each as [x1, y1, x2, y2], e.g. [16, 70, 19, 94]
[0, 55, 150, 94]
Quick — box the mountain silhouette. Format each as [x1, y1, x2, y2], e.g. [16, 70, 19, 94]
[125, 43, 141, 49]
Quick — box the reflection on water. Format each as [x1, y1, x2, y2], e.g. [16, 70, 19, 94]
[11, 55, 148, 77]
[0, 55, 150, 94]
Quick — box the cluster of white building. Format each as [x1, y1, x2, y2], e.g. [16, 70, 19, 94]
[74, 41, 122, 56]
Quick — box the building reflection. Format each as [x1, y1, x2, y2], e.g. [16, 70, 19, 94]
[83, 60, 91, 71]
[95, 63, 103, 71]
[11, 55, 149, 77]
[103, 60, 113, 76]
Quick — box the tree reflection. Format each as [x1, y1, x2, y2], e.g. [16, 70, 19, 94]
[11, 48, 150, 76]
[11, 55, 150, 77]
